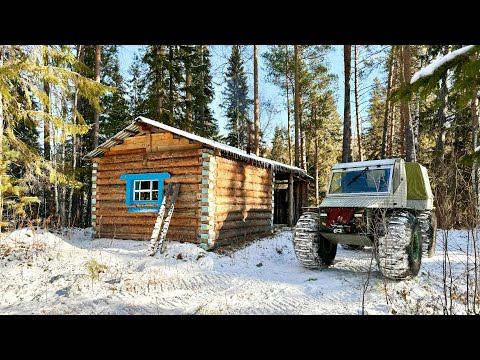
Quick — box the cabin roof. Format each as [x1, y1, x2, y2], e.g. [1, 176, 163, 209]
[84, 116, 310, 177]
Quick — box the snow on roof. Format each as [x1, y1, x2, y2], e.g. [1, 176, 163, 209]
[85, 116, 310, 177]
[411, 45, 475, 84]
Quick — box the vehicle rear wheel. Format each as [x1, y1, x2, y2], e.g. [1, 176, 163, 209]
[418, 211, 437, 257]
[375, 211, 422, 280]
[293, 211, 337, 269]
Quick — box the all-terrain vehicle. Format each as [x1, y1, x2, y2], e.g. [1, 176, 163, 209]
[293, 158, 437, 280]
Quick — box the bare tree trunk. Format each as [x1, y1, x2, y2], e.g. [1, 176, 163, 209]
[68, 45, 83, 226]
[314, 103, 319, 206]
[354, 45, 363, 161]
[253, 45, 259, 156]
[402, 45, 415, 162]
[156, 45, 165, 121]
[388, 103, 395, 157]
[299, 85, 305, 170]
[381, 46, 394, 159]
[435, 46, 450, 165]
[92, 45, 101, 149]
[285, 45, 292, 165]
[472, 85, 479, 211]
[43, 51, 51, 161]
[185, 50, 192, 132]
[294, 45, 300, 167]
[343, 45, 352, 163]
[0, 46, 4, 231]
[199, 45, 205, 128]
[169, 45, 175, 126]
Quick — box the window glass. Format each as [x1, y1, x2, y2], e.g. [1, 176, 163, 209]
[329, 167, 391, 194]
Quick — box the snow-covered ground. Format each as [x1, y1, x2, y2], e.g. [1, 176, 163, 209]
[0, 227, 477, 314]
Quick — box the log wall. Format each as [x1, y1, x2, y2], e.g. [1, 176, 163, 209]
[90, 130, 278, 248]
[91, 131, 202, 243]
[212, 155, 274, 247]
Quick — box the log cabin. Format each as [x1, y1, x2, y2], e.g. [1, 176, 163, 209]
[84, 116, 310, 249]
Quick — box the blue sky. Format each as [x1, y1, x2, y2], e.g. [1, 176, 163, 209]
[118, 45, 385, 142]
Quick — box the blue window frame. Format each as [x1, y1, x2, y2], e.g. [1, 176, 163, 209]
[120, 172, 171, 212]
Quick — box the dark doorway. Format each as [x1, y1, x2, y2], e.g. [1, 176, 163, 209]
[274, 187, 288, 224]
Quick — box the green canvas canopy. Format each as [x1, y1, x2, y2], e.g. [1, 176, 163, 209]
[405, 162, 428, 200]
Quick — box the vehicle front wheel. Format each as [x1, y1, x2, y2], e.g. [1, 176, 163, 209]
[293, 212, 337, 269]
[375, 211, 422, 280]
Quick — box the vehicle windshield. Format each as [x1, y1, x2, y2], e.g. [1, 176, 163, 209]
[329, 167, 391, 194]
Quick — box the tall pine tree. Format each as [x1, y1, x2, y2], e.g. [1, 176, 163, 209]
[222, 46, 251, 149]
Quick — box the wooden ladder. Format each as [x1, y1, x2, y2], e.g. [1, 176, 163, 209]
[148, 182, 181, 256]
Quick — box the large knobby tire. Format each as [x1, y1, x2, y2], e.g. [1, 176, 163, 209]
[293, 212, 337, 269]
[417, 211, 437, 257]
[375, 211, 422, 280]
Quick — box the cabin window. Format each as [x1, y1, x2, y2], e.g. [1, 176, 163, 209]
[119, 172, 171, 212]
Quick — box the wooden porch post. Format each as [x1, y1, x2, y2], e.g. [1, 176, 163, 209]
[288, 171, 294, 227]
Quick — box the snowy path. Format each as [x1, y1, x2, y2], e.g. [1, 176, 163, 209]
[0, 227, 474, 314]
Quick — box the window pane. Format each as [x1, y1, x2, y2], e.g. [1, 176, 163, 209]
[134, 181, 140, 190]
[141, 181, 150, 190]
[140, 192, 151, 201]
[152, 191, 158, 200]
[134, 192, 139, 200]
[152, 181, 158, 190]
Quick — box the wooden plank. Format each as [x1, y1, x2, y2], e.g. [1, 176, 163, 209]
[95, 148, 202, 165]
[94, 201, 199, 211]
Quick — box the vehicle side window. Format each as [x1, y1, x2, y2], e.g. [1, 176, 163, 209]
[392, 161, 401, 193]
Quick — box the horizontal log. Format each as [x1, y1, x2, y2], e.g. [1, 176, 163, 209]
[215, 164, 270, 178]
[123, 132, 173, 144]
[215, 219, 271, 231]
[97, 166, 202, 180]
[215, 197, 273, 206]
[104, 148, 146, 157]
[95, 192, 198, 202]
[215, 225, 272, 241]
[94, 201, 200, 211]
[95, 224, 199, 236]
[97, 217, 198, 227]
[215, 168, 272, 184]
[110, 137, 192, 151]
[214, 188, 271, 198]
[153, 144, 202, 152]
[215, 204, 271, 213]
[95, 232, 198, 243]
[94, 148, 203, 165]
[96, 183, 199, 195]
[214, 212, 272, 223]
[98, 157, 200, 171]
[214, 179, 272, 191]
[95, 209, 198, 218]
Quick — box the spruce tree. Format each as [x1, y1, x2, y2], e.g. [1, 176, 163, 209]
[222, 45, 251, 150]
[99, 45, 130, 141]
[191, 45, 219, 139]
